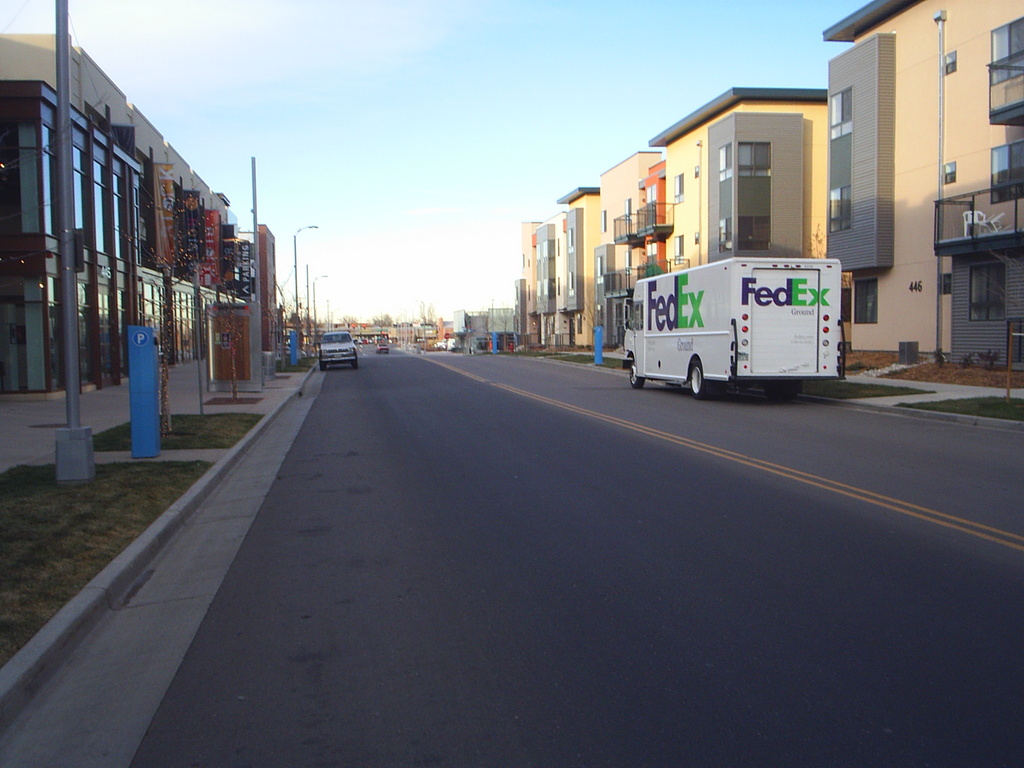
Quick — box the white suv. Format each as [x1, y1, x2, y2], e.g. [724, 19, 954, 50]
[318, 331, 358, 370]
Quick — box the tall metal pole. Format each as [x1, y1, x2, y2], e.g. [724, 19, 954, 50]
[251, 157, 262, 385]
[313, 275, 327, 343]
[54, 0, 94, 483]
[935, 10, 947, 361]
[292, 224, 317, 349]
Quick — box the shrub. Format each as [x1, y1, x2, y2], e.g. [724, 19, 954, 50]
[977, 349, 1001, 371]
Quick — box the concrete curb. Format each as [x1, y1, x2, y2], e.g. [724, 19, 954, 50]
[527, 354, 1024, 431]
[0, 366, 317, 730]
[798, 393, 1024, 433]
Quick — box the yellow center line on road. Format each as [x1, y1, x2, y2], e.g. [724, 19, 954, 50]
[425, 356, 1024, 553]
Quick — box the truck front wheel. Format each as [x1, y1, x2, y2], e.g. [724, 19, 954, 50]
[629, 358, 646, 389]
[690, 359, 720, 400]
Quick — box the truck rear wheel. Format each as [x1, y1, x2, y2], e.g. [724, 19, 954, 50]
[629, 358, 646, 389]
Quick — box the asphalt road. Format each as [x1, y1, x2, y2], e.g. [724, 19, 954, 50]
[131, 351, 1024, 767]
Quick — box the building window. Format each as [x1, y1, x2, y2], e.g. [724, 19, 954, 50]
[738, 217, 770, 251]
[674, 173, 684, 203]
[991, 138, 1024, 203]
[737, 142, 770, 251]
[854, 277, 877, 324]
[719, 144, 733, 182]
[0, 121, 43, 235]
[718, 217, 733, 252]
[944, 50, 957, 75]
[992, 16, 1024, 68]
[941, 272, 952, 295]
[970, 262, 1006, 321]
[601, 210, 607, 232]
[738, 142, 771, 177]
[673, 235, 683, 261]
[944, 161, 957, 184]
[830, 88, 852, 139]
[93, 145, 108, 255]
[829, 186, 852, 232]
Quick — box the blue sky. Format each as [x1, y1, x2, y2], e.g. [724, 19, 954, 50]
[3, 0, 867, 322]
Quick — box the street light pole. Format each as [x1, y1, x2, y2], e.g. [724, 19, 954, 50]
[292, 224, 317, 349]
[54, 0, 94, 483]
[313, 275, 328, 344]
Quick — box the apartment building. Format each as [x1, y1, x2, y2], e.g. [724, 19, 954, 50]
[515, 221, 538, 347]
[649, 88, 829, 275]
[0, 35, 252, 395]
[825, 0, 1024, 362]
[524, 91, 829, 353]
[595, 151, 663, 348]
[556, 187, 601, 347]
[531, 211, 565, 346]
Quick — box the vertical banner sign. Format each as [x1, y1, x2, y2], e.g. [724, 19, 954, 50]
[180, 190, 203, 278]
[220, 238, 236, 287]
[155, 164, 176, 268]
[236, 239, 253, 300]
[201, 210, 221, 287]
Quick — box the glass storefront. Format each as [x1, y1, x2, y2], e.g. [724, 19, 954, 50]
[0, 276, 48, 392]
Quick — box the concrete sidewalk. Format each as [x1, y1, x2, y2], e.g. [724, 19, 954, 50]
[819, 373, 1024, 431]
[0, 362, 309, 474]
[0, 362, 317, 756]
[0, 367, 322, 765]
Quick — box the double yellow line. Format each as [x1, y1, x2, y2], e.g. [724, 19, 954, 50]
[429, 357, 1024, 553]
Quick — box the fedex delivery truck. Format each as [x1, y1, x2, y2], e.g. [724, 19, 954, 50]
[623, 257, 844, 400]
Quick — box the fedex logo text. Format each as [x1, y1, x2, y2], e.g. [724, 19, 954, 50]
[647, 274, 705, 331]
[741, 277, 829, 308]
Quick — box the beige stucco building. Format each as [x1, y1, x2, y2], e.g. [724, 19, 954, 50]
[825, 0, 1024, 361]
[594, 152, 663, 348]
[650, 88, 830, 267]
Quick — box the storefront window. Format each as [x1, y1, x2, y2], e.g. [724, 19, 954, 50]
[0, 277, 48, 391]
[0, 121, 42, 234]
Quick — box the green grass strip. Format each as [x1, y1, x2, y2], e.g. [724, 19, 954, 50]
[802, 380, 933, 399]
[92, 413, 262, 452]
[0, 461, 211, 666]
[898, 397, 1024, 421]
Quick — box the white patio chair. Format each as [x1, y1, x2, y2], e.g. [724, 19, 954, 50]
[963, 210, 987, 237]
[983, 212, 1005, 233]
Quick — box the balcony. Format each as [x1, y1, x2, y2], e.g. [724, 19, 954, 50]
[613, 214, 641, 246]
[602, 269, 635, 298]
[990, 53, 1024, 125]
[934, 188, 1024, 256]
[613, 203, 675, 246]
[636, 202, 674, 241]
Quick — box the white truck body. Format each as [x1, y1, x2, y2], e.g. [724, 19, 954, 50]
[623, 257, 844, 398]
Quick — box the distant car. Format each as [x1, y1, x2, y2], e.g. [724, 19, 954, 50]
[319, 331, 358, 370]
[376, 340, 389, 354]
